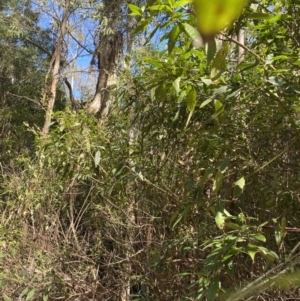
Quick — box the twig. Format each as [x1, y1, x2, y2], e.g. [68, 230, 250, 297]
[6, 92, 45, 110]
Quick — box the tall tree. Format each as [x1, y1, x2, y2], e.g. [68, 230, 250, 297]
[42, 0, 71, 134]
[87, 0, 123, 116]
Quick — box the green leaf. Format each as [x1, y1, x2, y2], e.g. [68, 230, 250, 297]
[144, 25, 160, 45]
[155, 83, 166, 99]
[213, 85, 229, 96]
[127, 4, 143, 16]
[194, 0, 248, 43]
[20, 288, 29, 298]
[247, 244, 257, 261]
[43, 295, 49, 301]
[233, 177, 245, 198]
[257, 246, 279, 261]
[148, 4, 168, 11]
[267, 76, 285, 87]
[219, 158, 230, 173]
[168, 25, 181, 54]
[213, 171, 223, 194]
[214, 99, 223, 112]
[174, 0, 193, 8]
[26, 289, 35, 301]
[94, 150, 101, 167]
[0, 252, 7, 258]
[173, 77, 181, 96]
[187, 87, 197, 112]
[275, 225, 281, 246]
[200, 98, 213, 108]
[207, 280, 220, 301]
[211, 43, 228, 80]
[132, 19, 148, 34]
[202, 167, 215, 182]
[3, 294, 12, 301]
[186, 110, 193, 128]
[206, 38, 217, 65]
[251, 234, 266, 242]
[247, 12, 272, 19]
[280, 217, 286, 240]
[215, 211, 225, 229]
[201, 77, 213, 86]
[225, 222, 242, 230]
[182, 22, 201, 41]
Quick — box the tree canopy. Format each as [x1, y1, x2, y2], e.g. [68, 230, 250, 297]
[1, 0, 300, 300]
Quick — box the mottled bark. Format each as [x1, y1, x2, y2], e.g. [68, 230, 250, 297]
[87, 0, 123, 116]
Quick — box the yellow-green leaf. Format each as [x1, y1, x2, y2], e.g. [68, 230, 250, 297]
[174, 0, 193, 8]
[280, 216, 286, 240]
[187, 87, 197, 111]
[213, 171, 223, 193]
[215, 211, 225, 229]
[193, 0, 248, 43]
[173, 77, 181, 96]
[211, 43, 228, 80]
[127, 3, 143, 16]
[182, 22, 201, 41]
[233, 176, 245, 198]
[247, 244, 257, 261]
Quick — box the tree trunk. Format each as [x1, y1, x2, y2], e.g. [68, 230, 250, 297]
[42, 0, 70, 134]
[87, 0, 123, 116]
[238, 28, 245, 64]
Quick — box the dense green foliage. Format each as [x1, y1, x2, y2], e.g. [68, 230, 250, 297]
[1, 0, 300, 300]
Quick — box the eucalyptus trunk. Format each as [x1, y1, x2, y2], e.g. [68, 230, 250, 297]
[87, 0, 123, 116]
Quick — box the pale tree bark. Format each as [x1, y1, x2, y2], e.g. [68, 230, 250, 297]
[87, 0, 123, 116]
[42, 0, 70, 134]
[238, 28, 245, 64]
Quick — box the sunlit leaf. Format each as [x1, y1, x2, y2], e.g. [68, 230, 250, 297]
[251, 233, 266, 242]
[275, 224, 281, 246]
[127, 3, 143, 16]
[193, 0, 248, 43]
[213, 171, 223, 194]
[173, 77, 181, 96]
[247, 244, 257, 261]
[214, 99, 223, 112]
[200, 98, 213, 108]
[182, 22, 201, 41]
[280, 216, 286, 240]
[26, 289, 35, 301]
[187, 87, 197, 112]
[174, 0, 193, 8]
[233, 176, 245, 198]
[215, 211, 225, 229]
[43, 295, 49, 301]
[94, 150, 101, 167]
[201, 77, 213, 86]
[3, 294, 12, 301]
